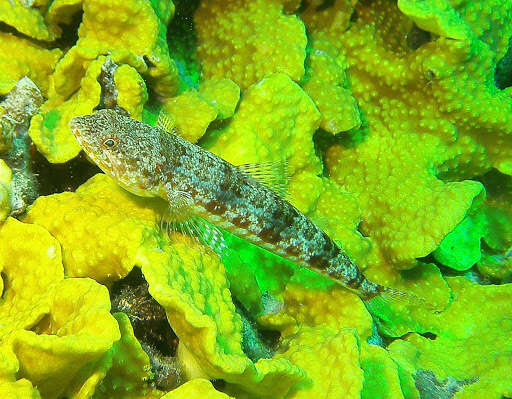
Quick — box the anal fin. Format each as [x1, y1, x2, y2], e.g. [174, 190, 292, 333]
[236, 160, 289, 197]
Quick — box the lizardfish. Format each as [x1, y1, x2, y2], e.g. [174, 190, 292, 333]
[70, 109, 391, 301]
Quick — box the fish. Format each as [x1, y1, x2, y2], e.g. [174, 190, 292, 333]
[70, 109, 402, 302]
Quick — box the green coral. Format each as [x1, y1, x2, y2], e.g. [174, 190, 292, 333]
[433, 211, 486, 271]
[389, 277, 512, 398]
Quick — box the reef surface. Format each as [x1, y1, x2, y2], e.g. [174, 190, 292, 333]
[0, 0, 511, 398]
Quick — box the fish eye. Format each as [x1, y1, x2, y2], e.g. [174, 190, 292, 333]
[103, 138, 118, 148]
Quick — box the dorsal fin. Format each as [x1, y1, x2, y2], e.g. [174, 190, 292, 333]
[156, 108, 179, 135]
[236, 160, 289, 197]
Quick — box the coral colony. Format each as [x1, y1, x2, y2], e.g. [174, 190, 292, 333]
[0, 0, 511, 398]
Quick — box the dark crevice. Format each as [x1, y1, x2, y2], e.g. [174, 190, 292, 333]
[296, 1, 310, 14]
[31, 150, 101, 196]
[196, 119, 231, 148]
[350, 10, 359, 23]
[142, 55, 156, 69]
[29, 313, 51, 334]
[316, 0, 335, 11]
[52, 10, 83, 51]
[406, 24, 432, 50]
[418, 331, 437, 340]
[141, 55, 161, 101]
[167, 0, 202, 92]
[417, 252, 484, 279]
[0, 272, 7, 300]
[232, 297, 281, 362]
[211, 379, 226, 391]
[110, 267, 178, 358]
[0, 9, 82, 51]
[0, 21, 20, 36]
[473, 168, 512, 198]
[312, 129, 343, 178]
[356, 220, 370, 238]
[110, 267, 183, 390]
[495, 36, 512, 90]
[0, 21, 52, 48]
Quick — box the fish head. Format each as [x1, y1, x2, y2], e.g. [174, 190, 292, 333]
[70, 109, 161, 197]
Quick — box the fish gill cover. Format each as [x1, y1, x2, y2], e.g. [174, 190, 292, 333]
[0, 0, 511, 398]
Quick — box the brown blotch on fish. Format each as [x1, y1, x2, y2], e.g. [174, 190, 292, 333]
[204, 200, 227, 215]
[258, 224, 283, 244]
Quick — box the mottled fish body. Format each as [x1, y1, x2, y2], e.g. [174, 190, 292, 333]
[70, 109, 381, 299]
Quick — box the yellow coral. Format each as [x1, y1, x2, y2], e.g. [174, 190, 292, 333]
[161, 379, 233, 399]
[70, 313, 155, 399]
[157, 79, 239, 142]
[29, 53, 150, 163]
[45, 0, 82, 28]
[300, 0, 355, 42]
[29, 0, 180, 164]
[115, 64, 148, 121]
[261, 280, 372, 340]
[0, 218, 63, 338]
[0, 33, 62, 96]
[202, 72, 376, 284]
[302, 39, 361, 134]
[276, 327, 363, 399]
[258, 271, 371, 398]
[199, 79, 240, 119]
[0, 218, 120, 398]
[139, 233, 305, 397]
[28, 56, 103, 163]
[203, 73, 322, 210]
[0, 0, 58, 41]
[162, 90, 217, 143]
[0, 379, 40, 399]
[360, 344, 416, 399]
[327, 126, 484, 264]
[25, 174, 165, 282]
[195, 0, 307, 89]
[27, 174, 306, 397]
[300, 0, 511, 266]
[53, 46, 147, 100]
[306, 178, 370, 260]
[77, 0, 178, 97]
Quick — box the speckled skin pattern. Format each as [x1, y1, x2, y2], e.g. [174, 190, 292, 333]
[70, 109, 380, 298]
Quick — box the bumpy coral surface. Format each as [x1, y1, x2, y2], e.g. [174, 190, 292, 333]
[1, 0, 512, 397]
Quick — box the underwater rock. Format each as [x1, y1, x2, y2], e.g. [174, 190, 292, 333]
[0, 77, 42, 216]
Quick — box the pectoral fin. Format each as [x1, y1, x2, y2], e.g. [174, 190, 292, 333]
[163, 183, 227, 256]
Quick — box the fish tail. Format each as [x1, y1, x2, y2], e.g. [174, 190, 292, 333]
[314, 246, 429, 309]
